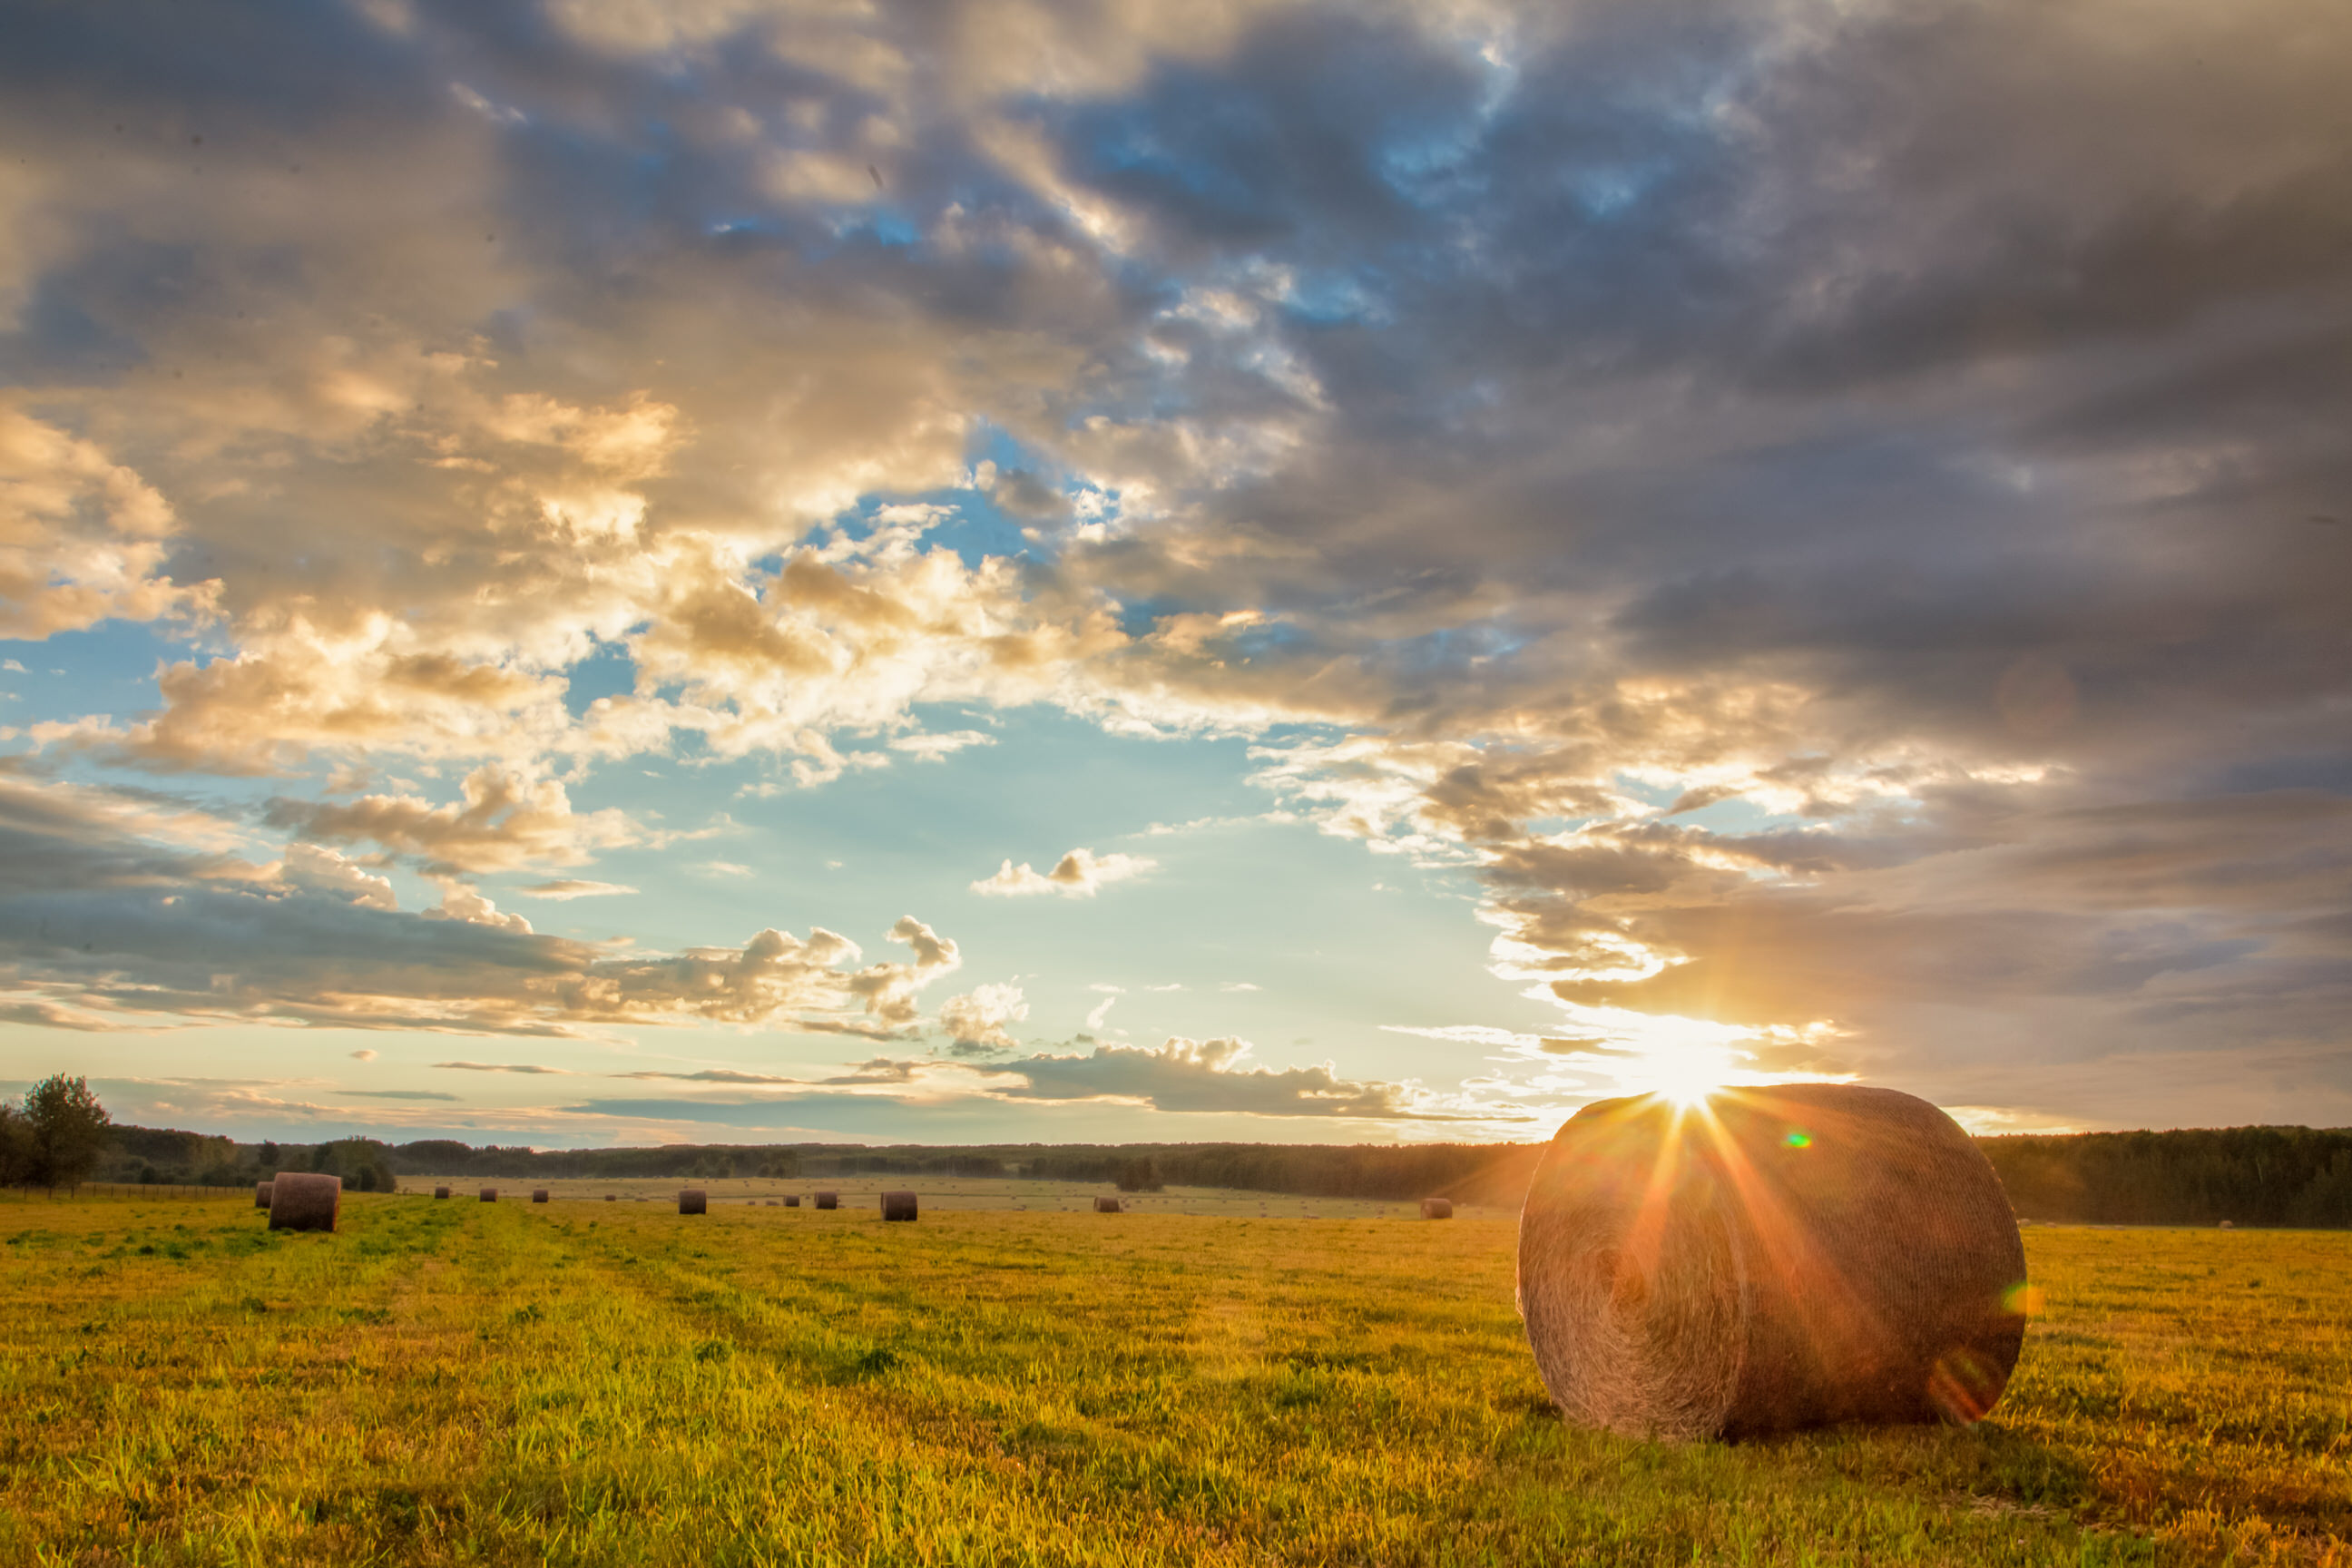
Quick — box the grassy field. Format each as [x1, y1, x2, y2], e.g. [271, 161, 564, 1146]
[390, 1175, 1504, 1220]
[1, 1193, 2345, 1566]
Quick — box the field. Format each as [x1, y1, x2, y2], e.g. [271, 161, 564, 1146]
[390, 1176, 1494, 1220]
[2, 1193, 2346, 1566]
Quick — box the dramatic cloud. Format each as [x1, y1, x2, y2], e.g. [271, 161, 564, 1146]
[1, 0, 2346, 1130]
[971, 848, 1156, 897]
[0, 768, 963, 1040]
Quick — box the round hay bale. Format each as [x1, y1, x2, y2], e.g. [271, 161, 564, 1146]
[784, 1195, 801, 1208]
[480, 1188, 498, 1202]
[1517, 1083, 2028, 1440]
[814, 1191, 839, 1210]
[1094, 1195, 1122, 1213]
[267, 1171, 341, 1233]
[604, 1194, 616, 1201]
[434, 1185, 452, 1200]
[679, 1188, 708, 1215]
[2219, 1219, 2235, 1230]
[880, 1191, 918, 1221]
[1422, 1198, 1454, 1220]
[532, 1189, 550, 1203]
[254, 1181, 274, 1210]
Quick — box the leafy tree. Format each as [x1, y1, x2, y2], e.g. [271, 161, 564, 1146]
[0, 1103, 31, 1188]
[1113, 1157, 1163, 1193]
[23, 1074, 113, 1192]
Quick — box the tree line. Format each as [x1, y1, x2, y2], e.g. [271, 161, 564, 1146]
[24, 1083, 2352, 1227]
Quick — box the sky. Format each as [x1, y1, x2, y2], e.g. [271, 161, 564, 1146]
[1, 0, 2347, 1149]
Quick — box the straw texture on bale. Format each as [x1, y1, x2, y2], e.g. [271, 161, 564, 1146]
[785, 1195, 801, 1208]
[1422, 1198, 1454, 1220]
[434, 1186, 451, 1200]
[1094, 1195, 1122, 1213]
[814, 1191, 838, 1210]
[480, 1188, 497, 1202]
[880, 1191, 918, 1221]
[1517, 1083, 2028, 1441]
[267, 1171, 342, 1233]
[254, 1181, 274, 1210]
[532, 1189, 549, 1203]
[679, 1188, 708, 1215]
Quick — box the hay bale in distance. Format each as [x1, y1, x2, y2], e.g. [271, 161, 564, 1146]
[254, 1181, 274, 1210]
[1517, 1083, 2028, 1441]
[1094, 1195, 1122, 1213]
[480, 1188, 497, 1202]
[880, 1191, 918, 1222]
[532, 1189, 550, 1204]
[604, 1194, 616, 1201]
[267, 1171, 342, 1233]
[2220, 1220, 2236, 1230]
[785, 1195, 801, 1208]
[434, 1185, 451, 1200]
[679, 1188, 708, 1215]
[1422, 1198, 1454, 1220]
[814, 1191, 838, 1210]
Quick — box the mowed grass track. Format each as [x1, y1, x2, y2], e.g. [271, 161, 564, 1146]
[1, 1198, 2345, 1567]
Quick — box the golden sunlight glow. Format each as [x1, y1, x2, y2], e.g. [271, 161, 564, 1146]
[1632, 1040, 1739, 1108]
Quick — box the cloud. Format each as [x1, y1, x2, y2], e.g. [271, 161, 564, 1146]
[263, 766, 640, 875]
[970, 848, 1156, 897]
[0, 0, 2346, 1129]
[434, 1061, 570, 1074]
[0, 767, 965, 1040]
[887, 730, 995, 762]
[938, 982, 1029, 1054]
[514, 879, 638, 900]
[609, 1068, 800, 1085]
[348, 1048, 377, 1061]
[976, 1035, 1458, 1119]
[338, 1089, 460, 1101]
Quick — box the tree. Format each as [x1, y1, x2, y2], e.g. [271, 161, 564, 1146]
[23, 1074, 113, 1193]
[0, 1103, 31, 1188]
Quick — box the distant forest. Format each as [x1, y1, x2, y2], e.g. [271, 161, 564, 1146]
[91, 1122, 2352, 1227]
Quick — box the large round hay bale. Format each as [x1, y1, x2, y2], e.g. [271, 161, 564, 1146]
[1517, 1084, 2028, 1440]
[1094, 1195, 1122, 1213]
[267, 1171, 341, 1233]
[480, 1188, 497, 1202]
[785, 1195, 801, 1208]
[532, 1189, 550, 1203]
[254, 1181, 274, 1210]
[434, 1186, 451, 1200]
[679, 1188, 708, 1215]
[1422, 1198, 1454, 1220]
[814, 1191, 838, 1210]
[880, 1191, 917, 1221]
[2219, 1219, 2235, 1230]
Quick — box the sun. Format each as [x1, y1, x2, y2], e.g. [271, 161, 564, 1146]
[1635, 1042, 1736, 1109]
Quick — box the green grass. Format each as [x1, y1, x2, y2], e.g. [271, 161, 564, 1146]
[1, 1194, 2344, 1566]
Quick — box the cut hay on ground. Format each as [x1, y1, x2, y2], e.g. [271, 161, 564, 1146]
[1517, 1083, 2029, 1441]
[254, 1181, 273, 1210]
[1422, 1198, 1454, 1220]
[435, 1186, 451, 1200]
[814, 1191, 838, 1210]
[532, 1190, 549, 1203]
[880, 1191, 918, 1221]
[267, 1171, 341, 1233]
[480, 1188, 497, 1202]
[1094, 1195, 1122, 1213]
[679, 1189, 707, 1215]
